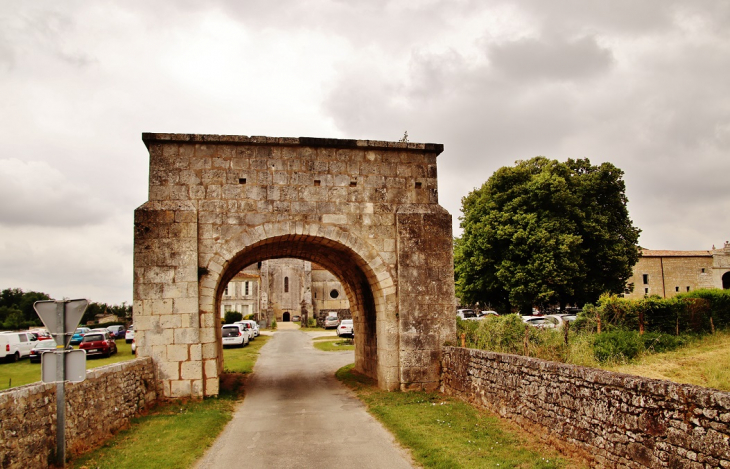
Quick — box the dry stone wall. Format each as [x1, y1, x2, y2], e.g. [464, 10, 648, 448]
[441, 347, 730, 468]
[0, 358, 157, 469]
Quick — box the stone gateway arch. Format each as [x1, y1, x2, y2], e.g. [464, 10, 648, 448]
[134, 133, 456, 398]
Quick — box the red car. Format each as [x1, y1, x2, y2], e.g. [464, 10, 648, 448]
[79, 331, 117, 358]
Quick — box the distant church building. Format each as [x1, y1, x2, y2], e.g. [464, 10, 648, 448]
[220, 259, 350, 323]
[624, 241, 730, 299]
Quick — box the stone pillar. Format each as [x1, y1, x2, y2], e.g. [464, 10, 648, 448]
[134, 200, 205, 398]
[396, 207, 456, 391]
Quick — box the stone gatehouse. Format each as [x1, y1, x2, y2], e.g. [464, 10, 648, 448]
[134, 133, 455, 398]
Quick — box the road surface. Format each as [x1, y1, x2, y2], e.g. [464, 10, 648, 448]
[195, 325, 414, 469]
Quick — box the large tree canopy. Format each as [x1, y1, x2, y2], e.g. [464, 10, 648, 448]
[455, 157, 641, 313]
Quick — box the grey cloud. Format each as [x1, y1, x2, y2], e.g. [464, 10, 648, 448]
[487, 35, 614, 82]
[0, 6, 95, 71]
[0, 159, 112, 227]
[322, 3, 730, 251]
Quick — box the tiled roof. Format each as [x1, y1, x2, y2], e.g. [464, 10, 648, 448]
[641, 249, 712, 257]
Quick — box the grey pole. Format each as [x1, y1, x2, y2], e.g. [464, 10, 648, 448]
[55, 301, 66, 467]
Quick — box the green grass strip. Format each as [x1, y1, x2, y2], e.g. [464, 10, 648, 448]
[337, 364, 584, 469]
[69, 336, 271, 468]
[222, 335, 271, 373]
[70, 396, 234, 469]
[313, 338, 354, 352]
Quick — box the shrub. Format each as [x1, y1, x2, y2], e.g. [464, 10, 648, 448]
[593, 329, 644, 363]
[271, 318, 277, 330]
[680, 289, 730, 330]
[223, 311, 243, 324]
[641, 332, 691, 354]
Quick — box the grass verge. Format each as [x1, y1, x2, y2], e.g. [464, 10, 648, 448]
[0, 341, 135, 391]
[337, 364, 585, 469]
[223, 335, 271, 373]
[69, 395, 236, 469]
[68, 336, 271, 468]
[313, 338, 354, 352]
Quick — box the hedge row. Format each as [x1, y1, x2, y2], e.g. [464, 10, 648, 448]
[577, 289, 730, 334]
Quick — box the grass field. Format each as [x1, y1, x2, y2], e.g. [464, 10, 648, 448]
[0, 341, 135, 391]
[337, 364, 586, 469]
[608, 330, 730, 391]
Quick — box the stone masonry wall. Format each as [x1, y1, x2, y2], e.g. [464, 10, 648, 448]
[0, 358, 157, 469]
[135, 133, 455, 396]
[441, 347, 730, 468]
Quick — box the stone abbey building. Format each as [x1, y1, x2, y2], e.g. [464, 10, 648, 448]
[624, 241, 730, 299]
[219, 259, 350, 323]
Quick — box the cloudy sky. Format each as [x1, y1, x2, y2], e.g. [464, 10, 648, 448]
[1, 1, 729, 304]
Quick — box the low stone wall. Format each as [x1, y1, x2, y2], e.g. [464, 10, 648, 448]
[441, 347, 730, 468]
[0, 358, 157, 469]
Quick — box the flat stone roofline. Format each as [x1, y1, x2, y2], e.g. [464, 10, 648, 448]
[142, 133, 444, 155]
[641, 249, 712, 257]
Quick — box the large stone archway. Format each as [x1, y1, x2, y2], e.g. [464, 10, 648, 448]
[134, 134, 455, 398]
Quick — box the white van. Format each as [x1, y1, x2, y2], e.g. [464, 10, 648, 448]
[0, 332, 37, 362]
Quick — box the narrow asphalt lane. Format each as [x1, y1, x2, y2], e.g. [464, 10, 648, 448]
[195, 327, 414, 469]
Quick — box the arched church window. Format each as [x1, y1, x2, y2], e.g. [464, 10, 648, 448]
[284, 277, 289, 293]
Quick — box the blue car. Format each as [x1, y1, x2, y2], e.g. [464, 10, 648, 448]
[69, 327, 90, 345]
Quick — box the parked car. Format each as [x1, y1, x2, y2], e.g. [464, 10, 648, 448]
[235, 320, 259, 338]
[549, 314, 577, 327]
[323, 316, 340, 329]
[292, 315, 301, 322]
[29, 341, 70, 363]
[239, 322, 255, 341]
[336, 319, 354, 338]
[221, 324, 249, 347]
[131, 338, 136, 355]
[70, 327, 91, 345]
[125, 325, 134, 343]
[107, 325, 126, 339]
[456, 309, 479, 320]
[28, 329, 53, 341]
[479, 311, 499, 317]
[0, 331, 37, 362]
[79, 331, 117, 357]
[522, 316, 560, 329]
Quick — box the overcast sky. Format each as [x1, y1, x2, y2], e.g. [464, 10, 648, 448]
[1, 1, 729, 304]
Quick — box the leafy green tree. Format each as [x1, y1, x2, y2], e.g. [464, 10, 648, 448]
[0, 288, 49, 328]
[455, 157, 641, 313]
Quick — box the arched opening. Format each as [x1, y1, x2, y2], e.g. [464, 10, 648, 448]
[282, 311, 291, 322]
[723, 271, 730, 289]
[211, 232, 395, 388]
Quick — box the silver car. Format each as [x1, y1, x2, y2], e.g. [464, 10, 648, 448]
[323, 316, 340, 329]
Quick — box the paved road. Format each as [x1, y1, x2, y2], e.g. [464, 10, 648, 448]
[195, 327, 414, 469]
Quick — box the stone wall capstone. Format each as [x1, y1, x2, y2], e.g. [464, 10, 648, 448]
[441, 347, 730, 468]
[0, 358, 157, 469]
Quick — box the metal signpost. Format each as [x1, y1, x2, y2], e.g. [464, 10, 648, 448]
[33, 299, 88, 468]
